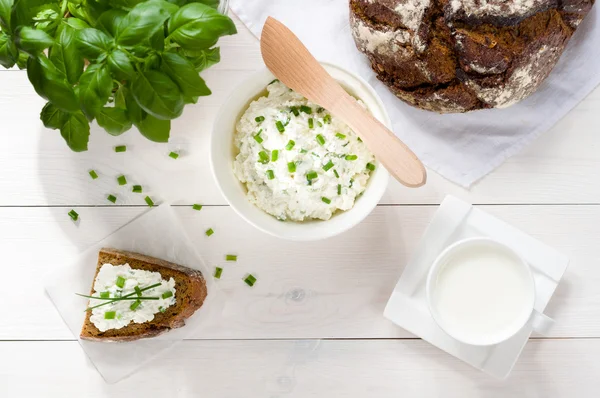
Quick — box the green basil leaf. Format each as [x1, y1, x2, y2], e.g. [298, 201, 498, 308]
[32, 5, 60, 35]
[11, 0, 55, 31]
[116, 0, 178, 46]
[135, 113, 170, 142]
[76, 28, 114, 60]
[131, 70, 183, 120]
[96, 9, 126, 37]
[15, 49, 28, 69]
[108, 0, 145, 10]
[183, 46, 219, 71]
[0, 0, 13, 31]
[114, 85, 127, 109]
[63, 17, 91, 31]
[40, 102, 69, 129]
[96, 106, 132, 135]
[166, 0, 219, 8]
[85, 0, 111, 25]
[0, 32, 17, 68]
[15, 26, 54, 55]
[167, 3, 236, 50]
[123, 85, 143, 123]
[78, 63, 113, 119]
[49, 25, 84, 84]
[27, 55, 80, 112]
[107, 49, 134, 79]
[160, 52, 210, 100]
[60, 111, 90, 152]
[149, 27, 165, 51]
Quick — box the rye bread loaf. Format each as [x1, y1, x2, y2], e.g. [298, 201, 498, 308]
[350, 0, 595, 113]
[80, 248, 207, 342]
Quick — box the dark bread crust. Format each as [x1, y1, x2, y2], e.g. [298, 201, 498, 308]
[350, 0, 594, 113]
[80, 248, 207, 342]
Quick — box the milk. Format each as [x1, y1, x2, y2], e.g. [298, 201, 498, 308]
[429, 241, 534, 345]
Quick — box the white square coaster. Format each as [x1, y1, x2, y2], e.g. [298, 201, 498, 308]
[384, 195, 569, 379]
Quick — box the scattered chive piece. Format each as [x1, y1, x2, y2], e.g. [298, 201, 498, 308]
[269, 79, 279, 85]
[337, 184, 342, 195]
[333, 169, 340, 178]
[287, 162, 296, 173]
[317, 121, 323, 127]
[258, 151, 270, 164]
[89, 170, 98, 179]
[116, 276, 126, 288]
[132, 185, 142, 193]
[130, 300, 141, 311]
[214, 267, 223, 279]
[366, 162, 376, 171]
[290, 106, 299, 116]
[144, 196, 154, 207]
[117, 175, 127, 185]
[300, 105, 312, 114]
[226, 254, 237, 262]
[244, 274, 257, 287]
[161, 291, 173, 299]
[308, 118, 314, 129]
[275, 120, 285, 133]
[316, 134, 325, 146]
[159, 306, 166, 313]
[205, 228, 214, 237]
[266, 169, 275, 180]
[68, 209, 79, 221]
[107, 194, 117, 203]
[323, 114, 332, 124]
[169, 151, 179, 159]
[253, 132, 263, 144]
[115, 145, 126, 153]
[83, 283, 162, 311]
[283, 117, 291, 126]
[134, 286, 142, 296]
[323, 160, 334, 171]
[285, 140, 295, 150]
[357, 137, 363, 142]
[311, 152, 320, 158]
[306, 171, 318, 180]
[345, 154, 358, 161]
[300, 149, 308, 154]
[322, 197, 331, 204]
[317, 107, 325, 113]
[100, 291, 110, 299]
[350, 178, 354, 188]
[192, 204, 203, 211]
[271, 150, 279, 162]
[255, 116, 265, 123]
[76, 294, 159, 301]
[335, 133, 346, 140]
[104, 311, 116, 319]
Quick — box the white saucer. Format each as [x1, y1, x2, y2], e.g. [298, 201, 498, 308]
[384, 195, 569, 379]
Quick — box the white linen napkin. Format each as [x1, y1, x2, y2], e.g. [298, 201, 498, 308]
[230, 0, 600, 187]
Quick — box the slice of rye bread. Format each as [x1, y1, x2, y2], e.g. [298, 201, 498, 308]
[80, 248, 208, 342]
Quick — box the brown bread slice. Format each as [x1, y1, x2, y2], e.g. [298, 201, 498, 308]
[80, 248, 207, 342]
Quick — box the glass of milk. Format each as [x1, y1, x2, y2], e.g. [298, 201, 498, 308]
[426, 237, 552, 346]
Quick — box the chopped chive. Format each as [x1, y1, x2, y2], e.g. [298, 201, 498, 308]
[214, 267, 223, 279]
[317, 107, 325, 113]
[350, 178, 354, 188]
[144, 196, 154, 207]
[300, 105, 312, 114]
[285, 140, 295, 150]
[337, 184, 342, 195]
[317, 121, 323, 127]
[226, 254, 237, 262]
[283, 117, 291, 126]
[357, 137, 363, 142]
[275, 120, 285, 133]
[134, 286, 142, 296]
[287, 162, 296, 173]
[115, 145, 126, 153]
[366, 162, 376, 171]
[323, 114, 332, 124]
[271, 150, 279, 162]
[266, 169, 275, 180]
[306, 171, 318, 180]
[83, 283, 162, 311]
[244, 274, 257, 287]
[311, 152, 320, 158]
[130, 300, 141, 311]
[104, 311, 116, 319]
[321, 197, 331, 204]
[115, 276, 126, 288]
[258, 151, 270, 164]
[169, 151, 179, 159]
[117, 175, 127, 185]
[290, 106, 299, 116]
[253, 132, 263, 144]
[335, 133, 346, 140]
[255, 116, 265, 123]
[192, 204, 202, 211]
[132, 185, 142, 193]
[100, 291, 110, 299]
[107, 194, 117, 203]
[269, 79, 279, 85]
[89, 170, 98, 179]
[345, 154, 358, 161]
[308, 118, 314, 129]
[323, 160, 334, 171]
[333, 169, 340, 178]
[205, 228, 214, 237]
[161, 291, 173, 299]
[316, 134, 325, 146]
[68, 209, 78, 221]
[300, 149, 308, 154]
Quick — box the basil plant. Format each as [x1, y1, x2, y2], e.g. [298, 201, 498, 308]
[0, 0, 236, 151]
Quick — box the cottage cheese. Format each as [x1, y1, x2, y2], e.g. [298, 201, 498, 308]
[233, 81, 376, 221]
[89, 263, 176, 332]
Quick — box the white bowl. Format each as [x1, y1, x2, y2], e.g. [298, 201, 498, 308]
[210, 63, 390, 241]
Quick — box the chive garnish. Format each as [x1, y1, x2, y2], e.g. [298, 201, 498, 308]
[306, 171, 318, 180]
[287, 162, 296, 173]
[323, 114, 332, 124]
[214, 267, 223, 279]
[107, 194, 117, 203]
[255, 116, 265, 123]
[104, 311, 116, 319]
[321, 197, 331, 204]
[134, 286, 142, 296]
[89, 170, 98, 179]
[290, 106, 299, 116]
[68, 209, 78, 221]
[100, 291, 110, 299]
[116, 276, 126, 288]
[144, 196, 154, 207]
[82, 283, 162, 311]
[308, 118, 314, 129]
[317, 107, 324, 113]
[337, 184, 342, 195]
[333, 169, 340, 178]
[130, 300, 141, 311]
[323, 160, 334, 171]
[253, 132, 263, 144]
[357, 137, 363, 142]
[115, 145, 126, 153]
[266, 169, 275, 180]
[300, 105, 312, 114]
[161, 291, 173, 299]
[159, 306, 166, 313]
[244, 274, 257, 287]
[316, 134, 325, 146]
[311, 152, 320, 158]
[335, 133, 346, 140]
[193, 204, 202, 211]
[269, 79, 279, 85]
[271, 150, 279, 162]
[132, 185, 142, 193]
[117, 175, 127, 185]
[350, 178, 354, 188]
[169, 151, 179, 159]
[226, 254, 237, 262]
[258, 151, 270, 164]
[285, 140, 295, 150]
[300, 149, 308, 154]
[366, 162, 376, 171]
[276, 120, 285, 133]
[205, 228, 214, 237]
[345, 154, 358, 161]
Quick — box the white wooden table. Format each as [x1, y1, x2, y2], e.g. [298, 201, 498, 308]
[2, 15, 600, 397]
